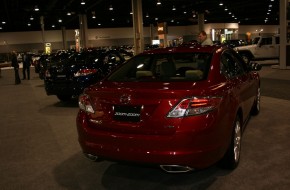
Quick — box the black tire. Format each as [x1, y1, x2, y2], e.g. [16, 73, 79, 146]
[251, 86, 261, 116]
[220, 115, 242, 170]
[240, 53, 250, 64]
[57, 94, 72, 102]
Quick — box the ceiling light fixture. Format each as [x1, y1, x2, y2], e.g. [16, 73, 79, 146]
[219, 2, 223, 6]
[172, 6, 176, 11]
[34, 5, 39, 11]
[67, 12, 71, 16]
[30, 16, 34, 20]
[81, 0, 85, 5]
[157, 0, 161, 5]
[109, 4, 113, 11]
[92, 11, 96, 19]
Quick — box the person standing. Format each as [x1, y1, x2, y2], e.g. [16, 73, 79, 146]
[22, 53, 31, 80]
[198, 31, 213, 46]
[11, 51, 21, 85]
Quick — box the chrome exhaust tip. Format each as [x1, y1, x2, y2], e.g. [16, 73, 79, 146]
[160, 165, 194, 173]
[84, 153, 100, 162]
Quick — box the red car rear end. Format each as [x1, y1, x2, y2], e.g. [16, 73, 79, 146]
[76, 45, 261, 173]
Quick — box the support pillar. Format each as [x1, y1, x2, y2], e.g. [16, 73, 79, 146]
[40, 16, 46, 53]
[79, 14, 88, 50]
[157, 22, 168, 48]
[198, 13, 205, 32]
[150, 24, 154, 45]
[61, 27, 67, 50]
[279, 0, 287, 69]
[131, 0, 144, 55]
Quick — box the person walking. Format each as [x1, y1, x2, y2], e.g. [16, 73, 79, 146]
[198, 31, 213, 46]
[22, 53, 31, 80]
[11, 51, 21, 85]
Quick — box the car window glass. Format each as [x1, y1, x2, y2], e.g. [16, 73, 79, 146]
[252, 37, 260, 44]
[260, 37, 272, 45]
[107, 52, 211, 82]
[220, 51, 245, 78]
[275, 37, 280, 44]
[109, 55, 152, 80]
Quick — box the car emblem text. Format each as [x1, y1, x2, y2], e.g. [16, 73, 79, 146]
[120, 94, 131, 104]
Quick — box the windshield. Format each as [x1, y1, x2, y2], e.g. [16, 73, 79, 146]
[107, 52, 212, 82]
[252, 37, 260, 45]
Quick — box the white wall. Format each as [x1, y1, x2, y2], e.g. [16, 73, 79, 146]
[238, 25, 279, 37]
[0, 24, 279, 53]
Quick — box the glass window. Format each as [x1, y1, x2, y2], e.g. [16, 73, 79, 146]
[275, 37, 280, 44]
[260, 37, 272, 45]
[107, 52, 212, 82]
[220, 50, 246, 78]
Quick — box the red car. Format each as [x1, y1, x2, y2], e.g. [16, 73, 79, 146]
[76, 45, 261, 173]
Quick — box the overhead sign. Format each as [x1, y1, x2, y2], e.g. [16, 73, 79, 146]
[157, 22, 168, 35]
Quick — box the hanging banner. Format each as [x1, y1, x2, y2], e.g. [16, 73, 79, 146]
[157, 22, 168, 35]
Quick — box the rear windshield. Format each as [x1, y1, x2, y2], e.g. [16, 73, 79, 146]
[107, 52, 212, 82]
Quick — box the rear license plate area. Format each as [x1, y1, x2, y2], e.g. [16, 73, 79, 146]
[113, 105, 141, 122]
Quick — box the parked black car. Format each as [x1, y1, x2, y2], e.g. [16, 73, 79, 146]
[222, 39, 247, 48]
[35, 54, 52, 79]
[44, 49, 126, 101]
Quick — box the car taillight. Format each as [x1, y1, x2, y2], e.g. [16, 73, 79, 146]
[45, 70, 51, 78]
[78, 94, 95, 114]
[167, 96, 222, 118]
[74, 69, 97, 77]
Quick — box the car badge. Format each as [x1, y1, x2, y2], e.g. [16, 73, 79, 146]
[120, 94, 131, 104]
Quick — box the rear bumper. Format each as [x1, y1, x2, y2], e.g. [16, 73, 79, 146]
[44, 77, 94, 96]
[76, 112, 228, 169]
[45, 80, 84, 96]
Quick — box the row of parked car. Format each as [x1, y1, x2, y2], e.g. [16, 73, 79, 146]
[32, 48, 131, 101]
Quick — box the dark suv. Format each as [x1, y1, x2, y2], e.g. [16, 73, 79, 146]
[44, 49, 126, 101]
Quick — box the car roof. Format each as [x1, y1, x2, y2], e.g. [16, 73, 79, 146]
[141, 45, 223, 55]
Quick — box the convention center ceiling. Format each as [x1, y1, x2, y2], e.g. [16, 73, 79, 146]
[0, 0, 279, 32]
